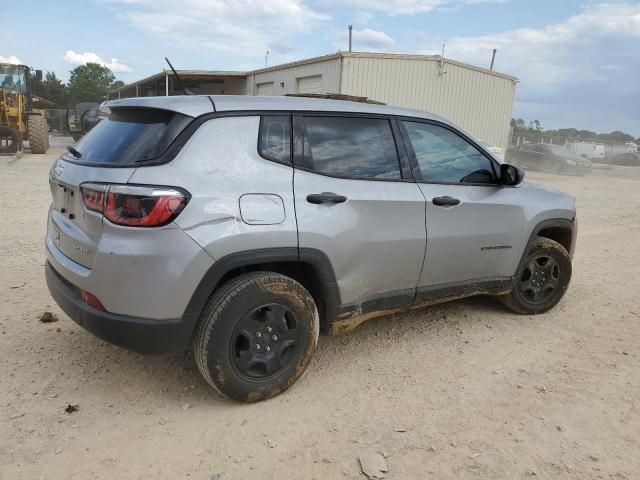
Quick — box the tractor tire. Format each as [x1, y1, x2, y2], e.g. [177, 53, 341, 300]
[0, 126, 22, 155]
[28, 115, 49, 154]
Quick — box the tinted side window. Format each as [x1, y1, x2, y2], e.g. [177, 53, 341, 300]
[70, 108, 192, 165]
[402, 121, 496, 184]
[259, 115, 291, 164]
[302, 116, 401, 179]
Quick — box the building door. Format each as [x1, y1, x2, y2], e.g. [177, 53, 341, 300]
[256, 82, 274, 96]
[297, 75, 322, 94]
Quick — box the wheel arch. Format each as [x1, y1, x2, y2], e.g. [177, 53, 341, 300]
[184, 248, 340, 334]
[517, 218, 576, 274]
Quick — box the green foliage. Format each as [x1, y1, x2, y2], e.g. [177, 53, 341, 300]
[511, 118, 638, 146]
[44, 72, 67, 108]
[110, 80, 125, 91]
[66, 63, 115, 106]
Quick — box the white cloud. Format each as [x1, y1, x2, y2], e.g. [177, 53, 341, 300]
[418, 3, 640, 133]
[335, 28, 396, 51]
[100, 0, 328, 58]
[340, 0, 509, 15]
[0, 55, 22, 64]
[421, 3, 640, 88]
[63, 50, 132, 72]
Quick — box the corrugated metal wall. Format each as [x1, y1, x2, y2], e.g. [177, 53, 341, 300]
[339, 55, 516, 149]
[246, 57, 342, 97]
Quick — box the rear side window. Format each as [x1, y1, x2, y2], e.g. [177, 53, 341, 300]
[302, 116, 401, 179]
[259, 116, 291, 164]
[70, 108, 192, 165]
[402, 121, 496, 184]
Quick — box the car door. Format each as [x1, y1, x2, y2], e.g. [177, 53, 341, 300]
[515, 144, 535, 168]
[535, 145, 555, 171]
[292, 114, 427, 312]
[398, 119, 525, 290]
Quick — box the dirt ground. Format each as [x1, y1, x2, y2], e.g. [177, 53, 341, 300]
[1, 140, 639, 480]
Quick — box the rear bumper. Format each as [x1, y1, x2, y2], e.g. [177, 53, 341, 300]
[45, 261, 198, 354]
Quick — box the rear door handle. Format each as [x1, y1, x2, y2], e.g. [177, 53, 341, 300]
[432, 196, 461, 207]
[306, 192, 348, 205]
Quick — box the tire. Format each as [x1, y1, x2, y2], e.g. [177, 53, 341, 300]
[194, 272, 319, 402]
[0, 126, 21, 154]
[500, 237, 572, 315]
[27, 115, 48, 154]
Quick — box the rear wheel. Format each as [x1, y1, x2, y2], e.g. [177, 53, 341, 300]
[27, 115, 49, 154]
[194, 272, 319, 402]
[500, 237, 572, 315]
[551, 162, 564, 174]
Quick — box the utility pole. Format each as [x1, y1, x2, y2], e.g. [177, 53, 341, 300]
[348, 25, 353, 52]
[490, 49, 497, 71]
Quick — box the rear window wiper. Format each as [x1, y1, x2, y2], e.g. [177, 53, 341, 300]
[66, 145, 82, 158]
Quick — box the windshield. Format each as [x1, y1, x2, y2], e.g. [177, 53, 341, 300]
[0, 65, 27, 95]
[68, 108, 192, 165]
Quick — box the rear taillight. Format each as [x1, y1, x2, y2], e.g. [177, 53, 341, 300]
[81, 290, 106, 311]
[80, 183, 189, 227]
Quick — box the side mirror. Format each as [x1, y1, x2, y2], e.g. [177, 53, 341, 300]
[500, 163, 525, 186]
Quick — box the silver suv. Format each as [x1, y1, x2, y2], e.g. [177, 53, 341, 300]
[46, 95, 577, 402]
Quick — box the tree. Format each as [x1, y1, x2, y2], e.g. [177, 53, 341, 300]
[66, 63, 115, 106]
[598, 131, 634, 143]
[42, 72, 67, 108]
[516, 118, 526, 129]
[110, 80, 125, 91]
[510, 118, 517, 128]
[533, 120, 542, 131]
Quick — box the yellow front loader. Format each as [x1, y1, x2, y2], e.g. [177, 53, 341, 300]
[0, 63, 50, 155]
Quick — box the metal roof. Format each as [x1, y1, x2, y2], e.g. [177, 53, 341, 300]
[109, 69, 248, 93]
[109, 51, 518, 94]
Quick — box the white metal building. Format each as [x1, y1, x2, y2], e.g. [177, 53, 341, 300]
[110, 52, 518, 149]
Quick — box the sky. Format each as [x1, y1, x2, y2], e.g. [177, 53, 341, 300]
[1, 0, 639, 136]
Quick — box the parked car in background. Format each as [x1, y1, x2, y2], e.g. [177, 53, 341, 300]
[605, 142, 638, 158]
[66, 102, 108, 141]
[506, 143, 592, 175]
[610, 152, 640, 167]
[478, 140, 505, 161]
[565, 141, 606, 161]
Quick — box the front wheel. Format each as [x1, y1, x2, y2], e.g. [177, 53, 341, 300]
[500, 237, 572, 315]
[194, 272, 319, 402]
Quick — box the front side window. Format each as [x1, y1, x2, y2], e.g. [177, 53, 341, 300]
[402, 121, 496, 184]
[302, 116, 401, 179]
[259, 115, 291, 164]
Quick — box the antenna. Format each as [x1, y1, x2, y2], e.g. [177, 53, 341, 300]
[265, 50, 270, 68]
[348, 25, 353, 52]
[490, 49, 497, 71]
[164, 57, 193, 95]
[439, 41, 448, 76]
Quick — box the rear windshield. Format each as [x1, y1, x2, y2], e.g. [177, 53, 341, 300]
[68, 108, 192, 165]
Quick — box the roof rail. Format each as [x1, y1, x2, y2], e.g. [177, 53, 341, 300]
[284, 93, 385, 105]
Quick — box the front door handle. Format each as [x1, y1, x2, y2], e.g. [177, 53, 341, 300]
[306, 192, 348, 205]
[432, 196, 461, 207]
